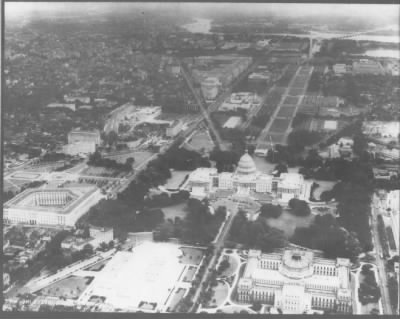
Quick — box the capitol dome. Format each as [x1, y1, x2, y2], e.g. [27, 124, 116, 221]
[236, 151, 257, 175]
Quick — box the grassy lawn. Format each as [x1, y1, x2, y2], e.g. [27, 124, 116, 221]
[208, 282, 229, 308]
[188, 130, 215, 153]
[288, 87, 305, 96]
[162, 203, 189, 220]
[311, 180, 336, 200]
[264, 133, 287, 144]
[168, 288, 187, 312]
[360, 302, 380, 315]
[6, 178, 32, 187]
[252, 157, 275, 174]
[277, 107, 296, 118]
[179, 247, 204, 265]
[3, 180, 23, 192]
[183, 266, 197, 282]
[164, 171, 191, 189]
[219, 255, 239, 277]
[267, 210, 315, 237]
[39, 276, 92, 300]
[269, 119, 291, 133]
[230, 263, 247, 303]
[10, 172, 42, 179]
[282, 96, 299, 105]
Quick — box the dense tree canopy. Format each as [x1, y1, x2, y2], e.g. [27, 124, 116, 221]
[154, 198, 226, 244]
[324, 180, 373, 251]
[260, 204, 283, 218]
[88, 151, 132, 171]
[229, 210, 287, 252]
[288, 198, 311, 216]
[287, 130, 323, 152]
[291, 214, 362, 261]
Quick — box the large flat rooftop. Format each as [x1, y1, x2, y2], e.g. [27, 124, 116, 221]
[81, 242, 191, 311]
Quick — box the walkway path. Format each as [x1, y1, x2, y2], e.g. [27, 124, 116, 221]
[197, 249, 255, 314]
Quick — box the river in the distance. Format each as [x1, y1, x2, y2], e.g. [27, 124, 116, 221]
[363, 49, 400, 59]
[181, 19, 399, 59]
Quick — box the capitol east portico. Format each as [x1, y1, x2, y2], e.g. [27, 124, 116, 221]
[185, 151, 313, 205]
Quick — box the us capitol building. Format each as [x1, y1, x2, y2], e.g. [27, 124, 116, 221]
[238, 249, 353, 314]
[185, 151, 313, 204]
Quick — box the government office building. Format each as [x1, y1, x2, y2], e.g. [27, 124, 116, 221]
[237, 249, 352, 314]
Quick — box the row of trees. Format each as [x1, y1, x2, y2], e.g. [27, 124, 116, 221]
[377, 214, 391, 258]
[359, 264, 381, 305]
[88, 151, 133, 171]
[174, 246, 216, 313]
[307, 70, 324, 93]
[388, 276, 399, 311]
[249, 88, 282, 133]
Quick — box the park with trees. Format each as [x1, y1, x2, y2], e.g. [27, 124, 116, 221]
[259, 203, 283, 219]
[288, 198, 311, 216]
[88, 151, 133, 172]
[81, 144, 211, 236]
[6, 230, 95, 285]
[291, 214, 362, 262]
[154, 199, 226, 245]
[228, 210, 287, 252]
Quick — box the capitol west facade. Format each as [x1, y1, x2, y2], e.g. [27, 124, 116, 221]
[238, 249, 352, 314]
[185, 151, 313, 204]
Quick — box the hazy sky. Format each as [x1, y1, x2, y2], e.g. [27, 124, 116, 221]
[5, 2, 399, 24]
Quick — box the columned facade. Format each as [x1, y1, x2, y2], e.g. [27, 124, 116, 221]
[186, 151, 312, 204]
[237, 249, 352, 314]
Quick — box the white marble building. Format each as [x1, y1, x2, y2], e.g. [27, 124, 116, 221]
[186, 151, 312, 205]
[237, 249, 352, 314]
[3, 186, 104, 227]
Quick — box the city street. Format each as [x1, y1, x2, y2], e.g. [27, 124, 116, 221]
[190, 200, 239, 312]
[371, 196, 393, 315]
